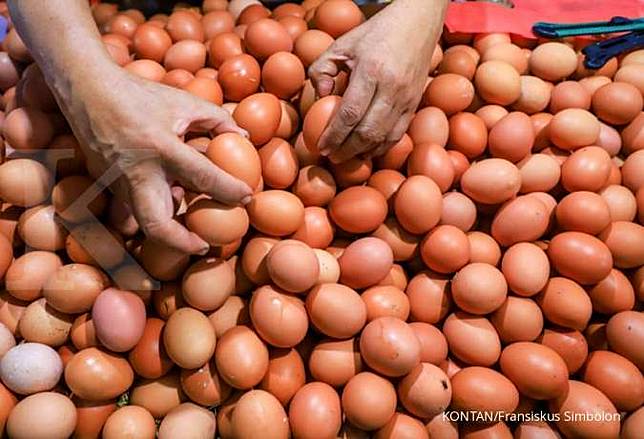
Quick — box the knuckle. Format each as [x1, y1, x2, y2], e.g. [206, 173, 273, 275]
[357, 125, 387, 145]
[192, 169, 217, 191]
[140, 218, 168, 239]
[339, 104, 363, 126]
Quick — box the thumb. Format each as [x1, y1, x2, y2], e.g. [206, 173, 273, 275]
[309, 48, 349, 98]
[181, 99, 249, 138]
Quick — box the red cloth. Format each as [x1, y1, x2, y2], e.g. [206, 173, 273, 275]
[445, 0, 644, 38]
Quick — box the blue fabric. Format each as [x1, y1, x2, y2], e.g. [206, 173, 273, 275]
[0, 16, 7, 44]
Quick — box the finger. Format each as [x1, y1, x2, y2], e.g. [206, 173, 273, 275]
[164, 139, 253, 205]
[367, 111, 416, 159]
[176, 99, 249, 138]
[126, 160, 209, 255]
[329, 89, 398, 163]
[308, 49, 347, 98]
[318, 67, 377, 156]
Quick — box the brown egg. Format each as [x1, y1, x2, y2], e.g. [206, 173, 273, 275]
[622, 150, 644, 192]
[555, 191, 609, 234]
[492, 195, 549, 246]
[596, 122, 622, 157]
[273, 2, 306, 19]
[512, 76, 551, 115]
[18, 297, 72, 346]
[474, 61, 521, 105]
[331, 157, 373, 187]
[407, 143, 454, 192]
[365, 170, 403, 207]
[529, 42, 577, 81]
[0, 293, 27, 337]
[5, 250, 61, 301]
[247, 190, 304, 236]
[91, 288, 146, 352]
[443, 312, 501, 366]
[3, 107, 54, 151]
[241, 235, 278, 284]
[306, 283, 366, 338]
[259, 347, 305, 405]
[233, 93, 282, 146]
[50, 175, 107, 224]
[278, 16, 308, 41]
[163, 40, 206, 73]
[452, 263, 507, 315]
[371, 218, 418, 262]
[375, 413, 429, 439]
[209, 32, 245, 69]
[237, 3, 270, 24]
[289, 382, 342, 438]
[206, 134, 260, 193]
[266, 240, 319, 293]
[338, 237, 393, 289]
[439, 192, 476, 232]
[475, 104, 508, 129]
[294, 29, 334, 67]
[375, 134, 414, 170]
[588, 268, 635, 315]
[328, 186, 386, 234]
[179, 358, 231, 406]
[140, 239, 190, 282]
[0, 204, 21, 249]
[409, 322, 447, 365]
[65, 347, 133, 400]
[397, 362, 451, 419]
[250, 285, 308, 347]
[423, 74, 474, 115]
[43, 264, 107, 315]
[621, 407, 644, 439]
[606, 311, 644, 370]
[538, 327, 588, 374]
[258, 137, 299, 189]
[160, 403, 218, 439]
[561, 146, 612, 193]
[291, 206, 334, 249]
[217, 50, 260, 99]
[394, 175, 442, 234]
[162, 68, 194, 87]
[181, 76, 223, 103]
[125, 59, 166, 81]
[7, 392, 76, 439]
[0, 159, 52, 207]
[447, 112, 487, 159]
[308, 338, 361, 387]
[420, 225, 470, 274]
[302, 95, 341, 153]
[73, 399, 117, 439]
[461, 158, 520, 204]
[133, 23, 172, 62]
[538, 277, 592, 330]
[185, 199, 249, 246]
[615, 64, 644, 96]
[359, 317, 420, 377]
[425, 414, 458, 439]
[165, 10, 204, 42]
[491, 296, 543, 343]
[517, 154, 561, 193]
[202, 10, 234, 39]
[592, 82, 642, 125]
[215, 325, 269, 389]
[488, 112, 534, 162]
[105, 13, 138, 39]
[599, 221, 644, 268]
[466, 231, 501, 265]
[549, 380, 620, 438]
[451, 366, 519, 414]
[314, 0, 363, 37]
[582, 350, 643, 411]
[439, 46, 478, 79]
[548, 231, 612, 284]
[550, 80, 591, 113]
[163, 308, 215, 369]
[65, 223, 126, 269]
[481, 43, 527, 73]
[500, 243, 549, 297]
[244, 18, 293, 61]
[102, 405, 155, 439]
[407, 107, 449, 147]
[127, 317, 173, 379]
[342, 372, 396, 431]
[406, 271, 451, 324]
[473, 33, 511, 54]
[261, 52, 305, 99]
[549, 109, 600, 150]
[130, 372, 185, 418]
[232, 390, 289, 439]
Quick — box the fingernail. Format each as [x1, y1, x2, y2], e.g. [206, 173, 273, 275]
[197, 246, 210, 256]
[241, 195, 253, 205]
[320, 148, 330, 156]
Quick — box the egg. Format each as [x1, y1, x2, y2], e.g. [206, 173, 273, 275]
[599, 221, 644, 268]
[548, 231, 612, 284]
[158, 403, 217, 439]
[244, 18, 292, 61]
[18, 298, 73, 346]
[461, 158, 520, 204]
[501, 242, 549, 296]
[3, 107, 54, 151]
[406, 271, 451, 324]
[491, 195, 549, 246]
[342, 372, 397, 431]
[582, 350, 643, 411]
[232, 390, 289, 439]
[588, 268, 636, 315]
[443, 312, 501, 366]
[490, 296, 543, 343]
[163, 40, 206, 72]
[424, 74, 474, 115]
[409, 322, 448, 365]
[371, 218, 419, 261]
[474, 61, 521, 105]
[179, 358, 231, 406]
[73, 399, 117, 439]
[420, 225, 470, 273]
[517, 154, 561, 193]
[488, 111, 534, 162]
[215, 325, 269, 389]
[163, 308, 215, 369]
[92, 288, 146, 352]
[241, 235, 278, 284]
[329, 186, 387, 233]
[6, 392, 76, 439]
[206, 133, 261, 190]
[308, 338, 362, 387]
[394, 175, 442, 234]
[425, 414, 458, 439]
[250, 285, 308, 347]
[622, 408, 644, 439]
[208, 32, 243, 67]
[359, 317, 420, 377]
[261, 52, 305, 99]
[338, 237, 393, 289]
[233, 93, 282, 145]
[247, 190, 305, 236]
[266, 240, 319, 293]
[622, 150, 644, 192]
[606, 311, 644, 370]
[302, 95, 341, 153]
[130, 372, 185, 418]
[529, 42, 577, 81]
[0, 343, 62, 395]
[133, 23, 172, 62]
[375, 134, 414, 170]
[65, 347, 134, 400]
[289, 382, 342, 438]
[65, 223, 126, 269]
[447, 112, 487, 159]
[185, 199, 249, 246]
[0, 293, 28, 336]
[17, 205, 67, 251]
[407, 107, 449, 147]
[407, 143, 455, 192]
[294, 30, 334, 67]
[0, 159, 52, 207]
[556, 191, 610, 234]
[473, 33, 511, 54]
[548, 108, 600, 150]
[538, 277, 593, 331]
[397, 362, 451, 419]
[538, 327, 588, 374]
[258, 137, 299, 189]
[592, 82, 642, 125]
[128, 318, 173, 379]
[549, 380, 620, 439]
[306, 283, 366, 338]
[259, 347, 306, 405]
[102, 406, 156, 439]
[6, 250, 63, 301]
[452, 263, 507, 314]
[291, 206, 335, 249]
[451, 367, 519, 414]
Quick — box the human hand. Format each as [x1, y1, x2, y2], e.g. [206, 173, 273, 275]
[309, 0, 446, 163]
[65, 65, 252, 255]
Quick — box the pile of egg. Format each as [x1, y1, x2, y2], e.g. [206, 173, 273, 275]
[0, 0, 640, 437]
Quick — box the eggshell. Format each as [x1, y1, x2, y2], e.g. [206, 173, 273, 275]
[0, 293, 27, 337]
[467, 231, 502, 265]
[17, 205, 67, 251]
[241, 235, 279, 284]
[330, 186, 387, 234]
[64, 347, 134, 401]
[461, 158, 520, 204]
[308, 338, 362, 387]
[266, 240, 319, 292]
[592, 82, 642, 125]
[359, 317, 420, 377]
[208, 295, 249, 338]
[92, 288, 146, 352]
[258, 137, 299, 189]
[605, 311, 644, 370]
[406, 271, 451, 324]
[550, 80, 591, 113]
[164, 40, 206, 72]
[537, 277, 592, 330]
[397, 363, 451, 419]
[488, 111, 534, 162]
[513, 76, 551, 114]
[302, 95, 341, 153]
[599, 221, 644, 268]
[182, 257, 235, 311]
[556, 191, 610, 234]
[361, 285, 409, 322]
[447, 112, 487, 159]
[158, 403, 216, 439]
[424, 74, 474, 115]
[306, 283, 366, 338]
[394, 175, 442, 234]
[529, 42, 577, 81]
[133, 23, 172, 62]
[490, 296, 543, 343]
[18, 298, 73, 346]
[0, 159, 52, 207]
[451, 366, 519, 415]
[443, 312, 501, 366]
[244, 18, 292, 61]
[0, 343, 62, 395]
[500, 342, 568, 400]
[549, 109, 600, 150]
[128, 318, 173, 379]
[294, 30, 334, 67]
[100, 406, 155, 439]
[375, 134, 414, 170]
[548, 232, 612, 284]
[73, 398, 117, 439]
[247, 190, 305, 236]
[409, 322, 448, 365]
[549, 380, 620, 439]
[342, 372, 397, 431]
[164, 308, 215, 369]
[407, 107, 449, 147]
[233, 92, 282, 145]
[6, 250, 63, 301]
[452, 263, 507, 314]
[538, 327, 588, 374]
[130, 372, 185, 418]
[491, 195, 549, 246]
[6, 392, 76, 439]
[600, 184, 637, 222]
[291, 206, 334, 249]
[313, 249, 340, 284]
[582, 350, 643, 411]
[250, 285, 308, 347]
[293, 166, 336, 206]
[288, 382, 342, 439]
[474, 61, 521, 105]
[338, 237, 393, 289]
[215, 325, 269, 389]
[259, 347, 306, 405]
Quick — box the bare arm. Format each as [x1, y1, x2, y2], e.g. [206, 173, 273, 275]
[310, 0, 448, 162]
[8, 0, 252, 255]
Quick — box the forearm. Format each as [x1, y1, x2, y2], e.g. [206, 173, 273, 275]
[7, 0, 118, 101]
